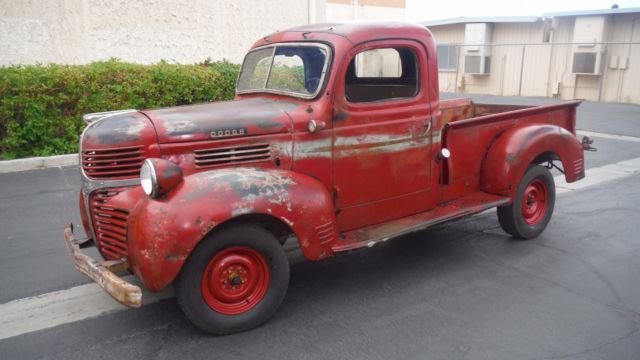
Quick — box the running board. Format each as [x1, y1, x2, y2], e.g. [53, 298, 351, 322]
[332, 192, 510, 253]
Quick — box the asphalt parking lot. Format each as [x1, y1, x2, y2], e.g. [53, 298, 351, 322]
[1, 94, 640, 360]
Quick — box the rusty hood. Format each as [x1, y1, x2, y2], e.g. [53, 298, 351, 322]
[142, 98, 300, 144]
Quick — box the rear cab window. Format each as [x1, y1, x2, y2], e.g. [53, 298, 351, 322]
[345, 47, 419, 103]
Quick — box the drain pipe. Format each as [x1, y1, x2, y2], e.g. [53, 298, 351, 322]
[308, 0, 315, 24]
[618, 17, 640, 102]
[352, 0, 358, 20]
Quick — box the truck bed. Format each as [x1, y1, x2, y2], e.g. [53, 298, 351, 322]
[440, 98, 531, 125]
[437, 98, 581, 202]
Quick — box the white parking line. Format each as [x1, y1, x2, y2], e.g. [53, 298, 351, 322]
[577, 130, 640, 143]
[0, 276, 173, 340]
[1, 155, 640, 341]
[555, 157, 640, 195]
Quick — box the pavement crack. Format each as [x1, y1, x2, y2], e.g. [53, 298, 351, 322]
[527, 241, 627, 307]
[146, 323, 173, 360]
[467, 242, 640, 324]
[530, 326, 640, 360]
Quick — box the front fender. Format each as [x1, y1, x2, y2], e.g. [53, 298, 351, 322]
[480, 125, 585, 198]
[128, 167, 336, 292]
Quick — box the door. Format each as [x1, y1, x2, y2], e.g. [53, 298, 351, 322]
[332, 40, 435, 231]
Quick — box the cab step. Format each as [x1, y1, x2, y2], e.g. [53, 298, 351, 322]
[332, 192, 510, 252]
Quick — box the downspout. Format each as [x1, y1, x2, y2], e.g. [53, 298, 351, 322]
[308, 0, 316, 24]
[618, 17, 640, 102]
[352, 0, 358, 20]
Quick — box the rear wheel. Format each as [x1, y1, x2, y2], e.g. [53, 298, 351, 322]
[176, 224, 289, 335]
[497, 164, 555, 239]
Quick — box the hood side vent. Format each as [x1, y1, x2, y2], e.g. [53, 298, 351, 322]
[82, 146, 145, 179]
[193, 143, 272, 168]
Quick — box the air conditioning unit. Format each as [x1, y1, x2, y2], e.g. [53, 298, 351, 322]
[572, 51, 601, 75]
[571, 16, 605, 75]
[464, 55, 491, 74]
[463, 23, 492, 74]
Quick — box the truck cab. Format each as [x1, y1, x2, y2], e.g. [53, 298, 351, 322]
[65, 22, 587, 335]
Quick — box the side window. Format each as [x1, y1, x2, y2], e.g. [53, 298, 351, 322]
[345, 47, 419, 103]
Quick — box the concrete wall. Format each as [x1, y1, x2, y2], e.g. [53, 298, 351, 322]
[326, 3, 405, 21]
[429, 13, 640, 104]
[0, 0, 326, 66]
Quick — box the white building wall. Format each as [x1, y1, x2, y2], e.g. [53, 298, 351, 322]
[428, 12, 640, 104]
[325, 3, 405, 22]
[0, 0, 326, 66]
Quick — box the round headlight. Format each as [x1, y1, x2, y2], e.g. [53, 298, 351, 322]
[140, 158, 183, 198]
[140, 159, 157, 196]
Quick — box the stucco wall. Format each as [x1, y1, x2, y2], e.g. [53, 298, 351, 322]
[326, 2, 405, 21]
[0, 0, 326, 66]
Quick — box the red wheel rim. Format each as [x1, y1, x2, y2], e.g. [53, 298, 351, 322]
[521, 179, 548, 225]
[201, 246, 270, 315]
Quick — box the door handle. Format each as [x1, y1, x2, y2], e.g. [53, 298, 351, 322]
[308, 119, 326, 133]
[423, 117, 432, 134]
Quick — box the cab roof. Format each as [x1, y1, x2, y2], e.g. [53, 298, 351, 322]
[253, 21, 435, 48]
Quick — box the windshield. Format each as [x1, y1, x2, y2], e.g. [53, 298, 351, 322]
[237, 44, 329, 98]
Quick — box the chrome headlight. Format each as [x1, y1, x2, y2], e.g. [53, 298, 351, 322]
[140, 159, 157, 197]
[140, 158, 183, 198]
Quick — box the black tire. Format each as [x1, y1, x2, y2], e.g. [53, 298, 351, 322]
[175, 224, 289, 335]
[497, 164, 556, 239]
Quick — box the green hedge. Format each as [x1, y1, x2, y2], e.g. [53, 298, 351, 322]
[0, 59, 240, 159]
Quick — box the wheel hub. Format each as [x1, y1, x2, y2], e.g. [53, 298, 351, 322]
[201, 246, 270, 315]
[521, 179, 548, 225]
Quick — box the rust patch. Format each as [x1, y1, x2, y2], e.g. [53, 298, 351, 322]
[165, 254, 188, 262]
[85, 112, 147, 145]
[63, 224, 142, 308]
[201, 221, 217, 235]
[333, 111, 349, 122]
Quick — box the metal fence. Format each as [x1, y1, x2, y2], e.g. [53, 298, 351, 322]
[436, 42, 640, 104]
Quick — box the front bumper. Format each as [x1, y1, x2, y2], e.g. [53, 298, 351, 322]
[63, 224, 142, 308]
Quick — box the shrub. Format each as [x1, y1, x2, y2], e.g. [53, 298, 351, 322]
[0, 59, 240, 159]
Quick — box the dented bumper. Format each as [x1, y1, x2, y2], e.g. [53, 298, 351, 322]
[63, 224, 142, 308]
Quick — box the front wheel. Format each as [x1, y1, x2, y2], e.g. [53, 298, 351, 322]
[497, 164, 556, 239]
[175, 224, 289, 335]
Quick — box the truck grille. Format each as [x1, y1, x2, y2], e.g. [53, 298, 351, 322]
[91, 189, 129, 260]
[193, 144, 271, 168]
[82, 146, 145, 179]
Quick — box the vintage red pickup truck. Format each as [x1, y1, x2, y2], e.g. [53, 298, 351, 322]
[64, 21, 593, 334]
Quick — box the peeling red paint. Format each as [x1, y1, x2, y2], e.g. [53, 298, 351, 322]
[69, 22, 586, 301]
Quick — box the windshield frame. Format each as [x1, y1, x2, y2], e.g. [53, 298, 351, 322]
[235, 42, 332, 100]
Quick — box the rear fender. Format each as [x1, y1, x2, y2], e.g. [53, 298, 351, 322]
[128, 168, 337, 292]
[480, 125, 585, 198]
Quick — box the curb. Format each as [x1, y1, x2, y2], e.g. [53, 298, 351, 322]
[0, 154, 78, 174]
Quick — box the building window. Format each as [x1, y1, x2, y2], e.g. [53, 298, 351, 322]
[345, 47, 419, 103]
[437, 44, 458, 71]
